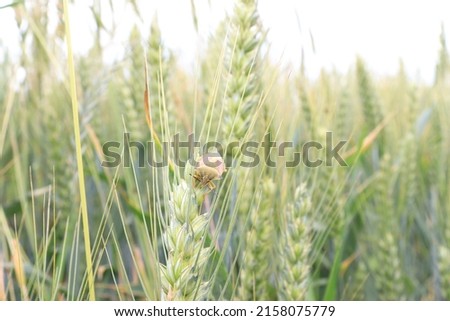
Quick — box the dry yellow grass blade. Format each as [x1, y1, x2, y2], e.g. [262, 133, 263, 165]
[0, 250, 6, 300]
[10, 238, 28, 300]
[0, 207, 28, 300]
[343, 112, 396, 161]
[62, 0, 95, 300]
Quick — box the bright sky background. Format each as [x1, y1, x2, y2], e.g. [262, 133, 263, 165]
[1, 0, 449, 83]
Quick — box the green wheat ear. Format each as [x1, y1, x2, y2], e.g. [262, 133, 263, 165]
[46, 104, 76, 242]
[356, 57, 382, 132]
[122, 25, 146, 142]
[148, 16, 174, 134]
[439, 244, 450, 300]
[438, 209, 450, 300]
[369, 155, 405, 300]
[278, 184, 312, 300]
[222, 0, 265, 152]
[161, 170, 213, 300]
[299, 78, 315, 140]
[435, 24, 449, 85]
[237, 178, 276, 300]
[397, 132, 418, 212]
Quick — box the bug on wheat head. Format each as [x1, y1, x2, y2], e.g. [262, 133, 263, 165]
[191, 153, 226, 191]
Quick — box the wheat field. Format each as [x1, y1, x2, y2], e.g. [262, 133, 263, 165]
[0, 0, 449, 301]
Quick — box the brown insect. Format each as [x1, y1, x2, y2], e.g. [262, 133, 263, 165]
[191, 153, 226, 191]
